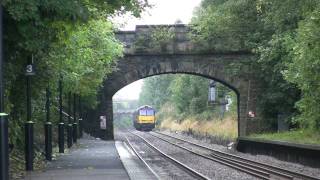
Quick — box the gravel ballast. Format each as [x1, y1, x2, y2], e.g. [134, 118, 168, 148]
[157, 129, 320, 179]
[136, 131, 258, 180]
[125, 132, 197, 180]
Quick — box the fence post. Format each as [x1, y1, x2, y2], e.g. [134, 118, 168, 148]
[72, 93, 78, 143]
[78, 96, 83, 138]
[45, 87, 52, 161]
[58, 76, 64, 153]
[67, 92, 73, 148]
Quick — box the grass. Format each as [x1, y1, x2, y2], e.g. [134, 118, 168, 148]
[249, 129, 320, 145]
[156, 102, 238, 139]
[158, 115, 238, 139]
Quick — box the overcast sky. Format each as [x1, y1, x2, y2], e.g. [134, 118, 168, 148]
[112, 0, 202, 30]
[113, 0, 202, 100]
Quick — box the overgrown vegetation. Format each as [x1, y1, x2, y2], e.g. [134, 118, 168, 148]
[2, 0, 149, 177]
[139, 74, 238, 139]
[191, 0, 320, 133]
[133, 26, 176, 52]
[160, 118, 237, 139]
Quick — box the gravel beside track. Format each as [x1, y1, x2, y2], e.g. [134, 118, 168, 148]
[135, 130, 258, 180]
[157, 130, 320, 179]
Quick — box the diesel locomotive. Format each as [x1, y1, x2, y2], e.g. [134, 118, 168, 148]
[133, 105, 156, 131]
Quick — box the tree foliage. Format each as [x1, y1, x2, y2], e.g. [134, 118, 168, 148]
[139, 75, 174, 110]
[139, 74, 236, 122]
[191, 0, 320, 129]
[48, 19, 123, 101]
[2, 0, 148, 147]
[284, 6, 320, 129]
[190, 0, 261, 51]
[169, 75, 209, 114]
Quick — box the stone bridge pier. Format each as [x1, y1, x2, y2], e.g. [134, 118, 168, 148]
[104, 96, 114, 139]
[85, 24, 264, 140]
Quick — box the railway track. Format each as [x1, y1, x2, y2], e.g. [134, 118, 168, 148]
[125, 131, 210, 180]
[150, 131, 320, 180]
[124, 136, 160, 179]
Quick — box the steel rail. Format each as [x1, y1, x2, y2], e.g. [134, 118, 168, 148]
[124, 136, 160, 179]
[150, 132, 292, 179]
[153, 131, 320, 180]
[128, 131, 211, 180]
[146, 132, 271, 180]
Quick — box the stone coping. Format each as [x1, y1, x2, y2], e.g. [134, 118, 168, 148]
[238, 136, 320, 151]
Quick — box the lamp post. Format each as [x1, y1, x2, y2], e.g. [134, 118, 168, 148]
[0, 5, 9, 180]
[58, 76, 64, 153]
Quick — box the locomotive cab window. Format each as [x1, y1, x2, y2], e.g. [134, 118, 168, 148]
[139, 109, 147, 116]
[146, 109, 154, 116]
[139, 109, 154, 116]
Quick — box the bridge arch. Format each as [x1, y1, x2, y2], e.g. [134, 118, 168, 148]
[112, 71, 240, 133]
[107, 54, 243, 95]
[86, 25, 262, 140]
[94, 53, 260, 139]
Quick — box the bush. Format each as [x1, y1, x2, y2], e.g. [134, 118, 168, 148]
[189, 97, 204, 114]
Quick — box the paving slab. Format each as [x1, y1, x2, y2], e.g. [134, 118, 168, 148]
[24, 138, 130, 180]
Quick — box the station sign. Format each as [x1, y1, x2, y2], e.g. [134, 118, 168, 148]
[100, 116, 106, 129]
[25, 64, 35, 76]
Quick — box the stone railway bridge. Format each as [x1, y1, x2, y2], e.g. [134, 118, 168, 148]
[84, 24, 263, 140]
[113, 110, 135, 127]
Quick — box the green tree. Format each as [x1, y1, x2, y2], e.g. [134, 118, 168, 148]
[191, 0, 319, 130]
[167, 75, 210, 114]
[284, 5, 320, 129]
[190, 0, 261, 52]
[48, 19, 123, 104]
[2, 0, 149, 150]
[139, 74, 236, 121]
[139, 75, 174, 110]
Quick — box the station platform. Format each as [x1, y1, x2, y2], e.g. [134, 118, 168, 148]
[24, 137, 156, 180]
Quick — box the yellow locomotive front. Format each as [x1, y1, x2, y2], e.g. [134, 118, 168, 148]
[133, 105, 156, 131]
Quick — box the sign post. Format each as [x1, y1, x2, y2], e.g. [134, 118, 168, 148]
[100, 115, 107, 140]
[25, 57, 35, 171]
[100, 116, 106, 130]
